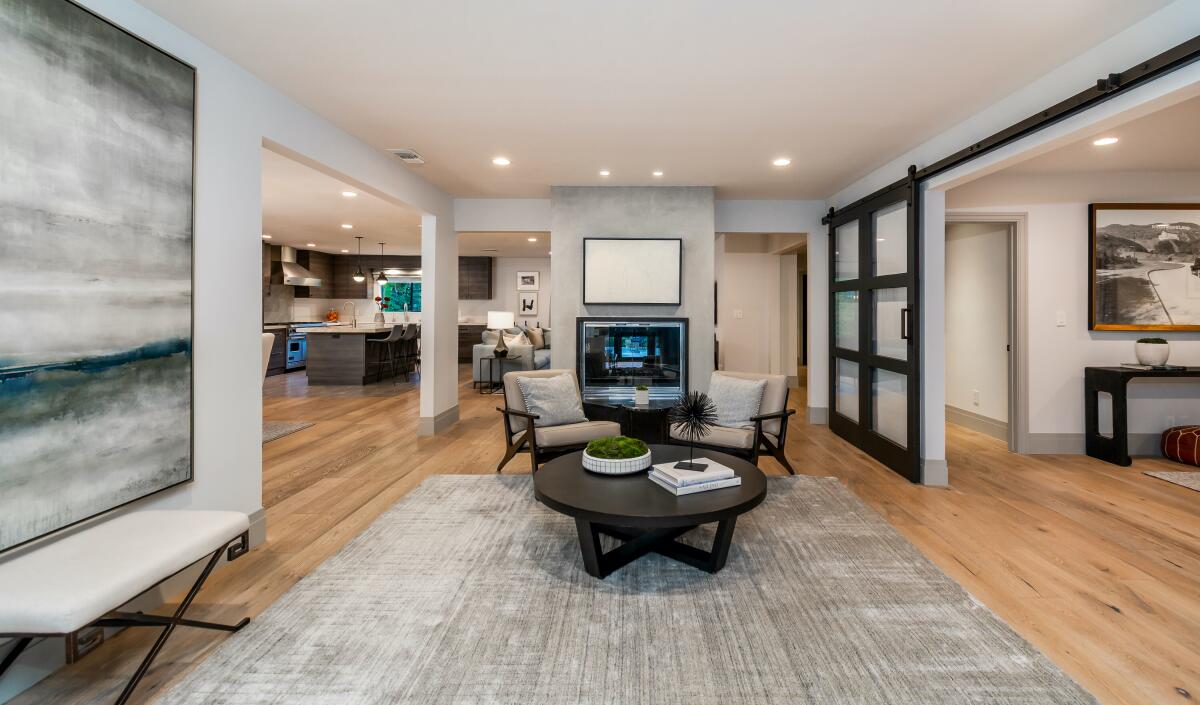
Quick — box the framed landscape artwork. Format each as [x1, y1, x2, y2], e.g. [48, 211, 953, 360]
[517, 271, 540, 291]
[0, 0, 195, 552]
[1089, 203, 1200, 331]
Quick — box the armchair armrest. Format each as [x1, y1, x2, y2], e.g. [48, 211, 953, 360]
[496, 406, 539, 421]
[751, 408, 796, 422]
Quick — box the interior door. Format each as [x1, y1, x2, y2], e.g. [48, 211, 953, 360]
[828, 177, 921, 481]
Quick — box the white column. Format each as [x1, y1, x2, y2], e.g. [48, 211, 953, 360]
[806, 228, 829, 423]
[920, 186, 948, 485]
[418, 213, 460, 435]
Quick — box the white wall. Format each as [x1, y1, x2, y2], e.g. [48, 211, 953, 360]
[948, 177, 1200, 440]
[458, 257, 552, 326]
[945, 223, 1010, 423]
[715, 237, 800, 380]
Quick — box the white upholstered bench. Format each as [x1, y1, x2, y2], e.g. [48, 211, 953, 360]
[0, 510, 252, 705]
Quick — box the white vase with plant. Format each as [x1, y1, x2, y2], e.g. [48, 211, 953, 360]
[1134, 337, 1169, 366]
[634, 385, 650, 406]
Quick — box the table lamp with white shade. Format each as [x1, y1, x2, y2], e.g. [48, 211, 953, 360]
[487, 310, 516, 358]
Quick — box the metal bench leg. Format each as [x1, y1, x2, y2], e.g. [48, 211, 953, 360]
[0, 638, 32, 679]
[111, 533, 249, 705]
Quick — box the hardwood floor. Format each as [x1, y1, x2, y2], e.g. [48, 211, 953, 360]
[10, 367, 1198, 705]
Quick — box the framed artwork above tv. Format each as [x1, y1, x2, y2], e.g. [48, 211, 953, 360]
[582, 238, 682, 305]
[1089, 203, 1200, 331]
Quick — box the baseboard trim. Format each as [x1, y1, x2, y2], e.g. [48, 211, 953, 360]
[922, 459, 949, 487]
[945, 406, 1008, 442]
[418, 405, 460, 436]
[0, 509, 269, 705]
[808, 406, 829, 425]
[1023, 432, 1162, 456]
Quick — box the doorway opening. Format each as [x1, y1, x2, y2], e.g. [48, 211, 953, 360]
[943, 217, 1022, 451]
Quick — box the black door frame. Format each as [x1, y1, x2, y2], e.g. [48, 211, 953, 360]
[821, 36, 1200, 483]
[827, 168, 921, 481]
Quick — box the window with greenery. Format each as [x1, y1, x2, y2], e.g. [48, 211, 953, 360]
[381, 281, 421, 312]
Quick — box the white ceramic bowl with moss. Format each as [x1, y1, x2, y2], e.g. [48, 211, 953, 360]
[582, 449, 652, 475]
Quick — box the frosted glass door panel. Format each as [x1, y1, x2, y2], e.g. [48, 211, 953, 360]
[835, 221, 859, 281]
[835, 291, 859, 351]
[872, 369, 907, 447]
[835, 359, 860, 422]
[873, 287, 907, 360]
[873, 201, 908, 276]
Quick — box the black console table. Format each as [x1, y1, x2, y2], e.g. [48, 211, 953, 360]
[1084, 366, 1200, 466]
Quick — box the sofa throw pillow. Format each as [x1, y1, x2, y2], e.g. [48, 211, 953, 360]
[707, 374, 767, 428]
[506, 332, 530, 348]
[525, 327, 545, 349]
[482, 329, 499, 345]
[517, 374, 587, 428]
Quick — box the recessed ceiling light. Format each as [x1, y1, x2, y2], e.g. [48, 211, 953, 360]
[599, 169, 611, 177]
[341, 249, 350, 253]
[652, 170, 664, 177]
[341, 191, 358, 198]
[1093, 136, 1119, 146]
[341, 223, 353, 229]
[492, 156, 511, 166]
[261, 234, 272, 240]
[527, 237, 538, 242]
[772, 157, 792, 167]
[306, 242, 316, 247]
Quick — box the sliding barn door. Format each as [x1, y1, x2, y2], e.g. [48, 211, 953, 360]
[828, 176, 921, 481]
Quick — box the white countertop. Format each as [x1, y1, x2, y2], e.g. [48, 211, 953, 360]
[304, 325, 396, 334]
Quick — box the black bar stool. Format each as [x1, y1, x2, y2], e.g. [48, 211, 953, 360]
[367, 324, 407, 381]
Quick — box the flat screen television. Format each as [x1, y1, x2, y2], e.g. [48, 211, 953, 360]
[582, 238, 681, 305]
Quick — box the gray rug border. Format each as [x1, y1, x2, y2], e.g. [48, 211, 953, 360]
[1145, 470, 1200, 493]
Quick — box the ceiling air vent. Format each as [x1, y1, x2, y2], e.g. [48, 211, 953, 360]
[387, 148, 425, 165]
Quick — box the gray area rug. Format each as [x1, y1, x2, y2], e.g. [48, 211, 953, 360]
[1146, 470, 1200, 492]
[262, 420, 313, 444]
[156, 476, 1097, 704]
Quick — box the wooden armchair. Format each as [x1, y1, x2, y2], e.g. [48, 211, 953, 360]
[668, 371, 797, 474]
[496, 369, 621, 473]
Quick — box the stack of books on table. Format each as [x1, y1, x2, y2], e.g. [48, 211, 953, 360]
[648, 460, 742, 496]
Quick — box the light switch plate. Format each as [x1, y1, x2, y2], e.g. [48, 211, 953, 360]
[733, 309, 744, 319]
[1055, 310, 1066, 327]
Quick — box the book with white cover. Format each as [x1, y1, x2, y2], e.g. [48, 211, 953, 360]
[648, 471, 742, 496]
[651, 459, 736, 487]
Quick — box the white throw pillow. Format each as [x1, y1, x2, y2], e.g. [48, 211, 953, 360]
[517, 374, 587, 427]
[707, 374, 766, 428]
[505, 332, 530, 348]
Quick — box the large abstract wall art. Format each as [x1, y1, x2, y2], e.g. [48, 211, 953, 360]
[0, 0, 195, 552]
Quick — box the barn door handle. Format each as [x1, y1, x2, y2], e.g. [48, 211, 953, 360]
[900, 307, 911, 341]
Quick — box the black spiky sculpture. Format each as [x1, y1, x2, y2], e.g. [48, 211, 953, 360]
[667, 391, 718, 470]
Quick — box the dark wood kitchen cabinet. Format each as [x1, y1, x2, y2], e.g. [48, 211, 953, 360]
[294, 250, 334, 298]
[458, 324, 487, 362]
[458, 257, 493, 300]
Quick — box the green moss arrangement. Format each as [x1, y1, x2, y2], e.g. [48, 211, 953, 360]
[1137, 337, 1167, 344]
[585, 436, 649, 459]
[635, 384, 649, 391]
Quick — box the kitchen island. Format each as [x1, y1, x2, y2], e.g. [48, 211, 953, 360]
[305, 325, 400, 385]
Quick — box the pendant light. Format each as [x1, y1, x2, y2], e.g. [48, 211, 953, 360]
[376, 242, 388, 284]
[352, 236, 366, 283]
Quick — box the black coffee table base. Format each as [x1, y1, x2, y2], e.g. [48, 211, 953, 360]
[574, 517, 737, 578]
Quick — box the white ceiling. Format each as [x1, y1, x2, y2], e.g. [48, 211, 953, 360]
[459, 232, 551, 257]
[154, 1, 1170, 199]
[261, 148, 422, 255]
[1003, 93, 1200, 174]
[946, 94, 1200, 207]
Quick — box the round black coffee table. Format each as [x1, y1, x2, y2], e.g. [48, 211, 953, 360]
[534, 444, 767, 578]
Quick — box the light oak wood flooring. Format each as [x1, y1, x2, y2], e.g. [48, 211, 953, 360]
[9, 367, 1198, 705]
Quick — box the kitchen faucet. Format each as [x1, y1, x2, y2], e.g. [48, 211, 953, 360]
[341, 301, 357, 327]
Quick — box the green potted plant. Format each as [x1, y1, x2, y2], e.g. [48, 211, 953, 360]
[634, 384, 650, 406]
[582, 436, 652, 475]
[1135, 337, 1169, 366]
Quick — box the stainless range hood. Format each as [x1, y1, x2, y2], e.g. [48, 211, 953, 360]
[270, 246, 322, 287]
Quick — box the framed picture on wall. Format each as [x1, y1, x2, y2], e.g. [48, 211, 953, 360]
[1089, 203, 1200, 330]
[518, 292, 539, 317]
[517, 271, 540, 291]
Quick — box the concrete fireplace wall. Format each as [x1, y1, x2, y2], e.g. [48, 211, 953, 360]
[550, 186, 716, 391]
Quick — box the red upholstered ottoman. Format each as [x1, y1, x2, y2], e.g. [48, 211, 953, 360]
[1161, 426, 1200, 467]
